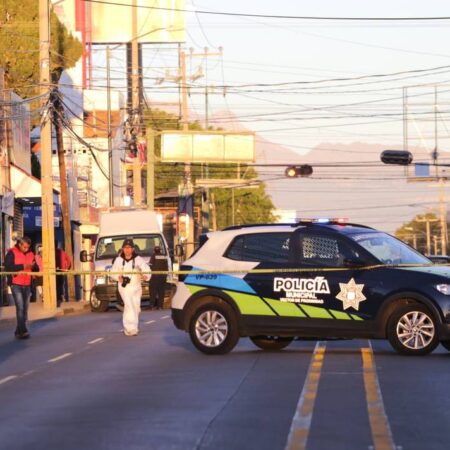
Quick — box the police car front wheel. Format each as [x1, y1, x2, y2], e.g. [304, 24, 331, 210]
[189, 302, 239, 355]
[387, 304, 439, 355]
[250, 336, 293, 351]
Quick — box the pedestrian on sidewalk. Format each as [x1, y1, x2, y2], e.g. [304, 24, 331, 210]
[4, 236, 39, 340]
[148, 246, 168, 310]
[110, 239, 150, 336]
[55, 244, 71, 307]
[32, 246, 43, 303]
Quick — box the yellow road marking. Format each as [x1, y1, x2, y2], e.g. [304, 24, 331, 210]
[285, 342, 326, 450]
[361, 346, 396, 450]
[88, 337, 104, 345]
[0, 375, 18, 385]
[48, 353, 72, 363]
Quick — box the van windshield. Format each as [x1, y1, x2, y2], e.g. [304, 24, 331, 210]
[96, 235, 166, 260]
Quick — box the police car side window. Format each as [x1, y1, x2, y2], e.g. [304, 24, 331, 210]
[299, 235, 359, 267]
[225, 233, 291, 263]
[299, 235, 341, 267]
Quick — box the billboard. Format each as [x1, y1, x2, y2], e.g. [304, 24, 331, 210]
[8, 93, 31, 173]
[161, 131, 255, 163]
[90, 0, 185, 44]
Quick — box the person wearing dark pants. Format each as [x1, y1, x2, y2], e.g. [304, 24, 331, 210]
[149, 246, 168, 310]
[4, 236, 38, 339]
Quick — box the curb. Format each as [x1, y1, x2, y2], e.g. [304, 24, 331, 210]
[0, 303, 91, 325]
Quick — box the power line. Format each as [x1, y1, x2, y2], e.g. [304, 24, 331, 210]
[82, 1, 450, 22]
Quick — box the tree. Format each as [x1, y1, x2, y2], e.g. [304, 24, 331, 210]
[0, 2, 82, 98]
[144, 108, 276, 228]
[395, 213, 441, 255]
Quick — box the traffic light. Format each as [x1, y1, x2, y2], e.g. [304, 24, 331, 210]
[285, 165, 313, 178]
[380, 150, 413, 165]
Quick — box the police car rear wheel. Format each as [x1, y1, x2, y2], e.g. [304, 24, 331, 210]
[90, 291, 109, 312]
[387, 305, 439, 355]
[189, 302, 239, 355]
[250, 336, 293, 351]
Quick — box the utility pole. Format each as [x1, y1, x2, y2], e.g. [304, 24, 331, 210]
[438, 178, 448, 255]
[106, 46, 114, 207]
[191, 47, 223, 233]
[416, 216, 438, 255]
[39, 0, 57, 309]
[146, 129, 155, 209]
[52, 91, 75, 301]
[179, 49, 194, 256]
[131, 0, 142, 206]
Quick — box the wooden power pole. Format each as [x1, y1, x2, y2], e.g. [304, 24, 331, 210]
[39, 0, 57, 309]
[52, 91, 75, 301]
[131, 0, 142, 206]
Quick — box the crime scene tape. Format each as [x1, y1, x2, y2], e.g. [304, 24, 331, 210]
[0, 262, 448, 277]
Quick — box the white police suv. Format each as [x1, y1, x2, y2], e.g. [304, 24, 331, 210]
[171, 220, 450, 355]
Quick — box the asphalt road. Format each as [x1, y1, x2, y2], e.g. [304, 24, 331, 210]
[0, 309, 449, 450]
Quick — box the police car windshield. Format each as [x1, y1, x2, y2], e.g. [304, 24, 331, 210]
[350, 232, 430, 265]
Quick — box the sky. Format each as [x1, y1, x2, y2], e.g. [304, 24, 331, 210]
[85, 1, 450, 236]
[178, 0, 450, 155]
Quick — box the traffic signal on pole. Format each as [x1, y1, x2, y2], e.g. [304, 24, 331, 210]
[285, 165, 313, 178]
[380, 150, 413, 165]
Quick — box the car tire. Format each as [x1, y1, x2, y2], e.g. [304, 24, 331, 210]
[189, 301, 239, 355]
[440, 340, 450, 351]
[387, 304, 439, 355]
[90, 290, 109, 312]
[250, 336, 293, 351]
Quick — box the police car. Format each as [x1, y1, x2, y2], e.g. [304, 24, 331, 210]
[171, 220, 450, 355]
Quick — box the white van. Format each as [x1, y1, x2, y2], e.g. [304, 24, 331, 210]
[81, 209, 174, 312]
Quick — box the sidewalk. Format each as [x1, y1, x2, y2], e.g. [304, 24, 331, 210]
[0, 301, 90, 323]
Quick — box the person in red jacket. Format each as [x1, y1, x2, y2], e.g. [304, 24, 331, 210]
[5, 236, 38, 339]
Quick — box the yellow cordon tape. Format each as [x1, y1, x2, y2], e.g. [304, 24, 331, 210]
[0, 262, 447, 277]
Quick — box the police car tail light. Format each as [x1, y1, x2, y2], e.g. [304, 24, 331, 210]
[435, 284, 450, 295]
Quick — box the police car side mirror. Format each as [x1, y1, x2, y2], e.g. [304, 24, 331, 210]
[343, 258, 366, 268]
[80, 250, 93, 263]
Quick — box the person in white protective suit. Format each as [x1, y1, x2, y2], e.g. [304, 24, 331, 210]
[110, 239, 151, 336]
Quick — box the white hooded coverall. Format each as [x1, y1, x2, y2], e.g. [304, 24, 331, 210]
[111, 255, 150, 335]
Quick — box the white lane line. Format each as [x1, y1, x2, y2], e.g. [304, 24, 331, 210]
[88, 337, 104, 345]
[145, 320, 156, 324]
[48, 353, 72, 363]
[161, 315, 169, 319]
[0, 375, 18, 385]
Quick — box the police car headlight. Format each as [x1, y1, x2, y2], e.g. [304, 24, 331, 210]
[435, 284, 450, 295]
[95, 276, 106, 285]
